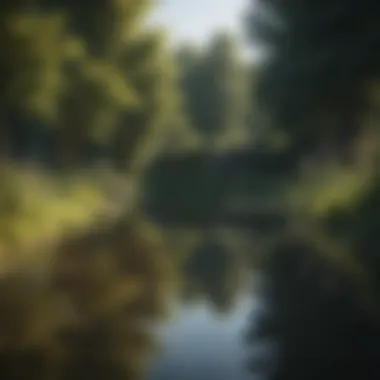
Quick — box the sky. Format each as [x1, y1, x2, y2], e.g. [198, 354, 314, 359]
[149, 0, 250, 49]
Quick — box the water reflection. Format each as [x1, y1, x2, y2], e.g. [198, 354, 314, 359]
[180, 231, 250, 313]
[149, 294, 254, 380]
[0, 220, 261, 380]
[0, 217, 177, 380]
[148, 227, 260, 380]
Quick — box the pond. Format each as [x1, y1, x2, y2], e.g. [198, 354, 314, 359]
[148, 288, 256, 380]
[128, 226, 265, 380]
[44, 220, 265, 380]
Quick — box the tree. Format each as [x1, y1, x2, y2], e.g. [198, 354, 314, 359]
[48, 0, 146, 168]
[111, 30, 187, 172]
[0, 8, 79, 161]
[245, 0, 380, 162]
[178, 33, 250, 150]
[244, 2, 380, 380]
[4, 0, 185, 170]
[57, 54, 139, 168]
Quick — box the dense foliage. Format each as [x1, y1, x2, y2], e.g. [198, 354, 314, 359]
[245, 1, 380, 379]
[0, 0, 186, 170]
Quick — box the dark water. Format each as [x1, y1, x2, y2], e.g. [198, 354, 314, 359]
[148, 291, 256, 380]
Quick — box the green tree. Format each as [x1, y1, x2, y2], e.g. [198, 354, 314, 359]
[245, 0, 380, 161]
[244, 2, 380, 380]
[51, 0, 145, 168]
[57, 54, 138, 168]
[24, 0, 185, 170]
[178, 33, 250, 150]
[0, 8, 79, 160]
[112, 30, 187, 172]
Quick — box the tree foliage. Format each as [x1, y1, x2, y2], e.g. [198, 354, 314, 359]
[245, 1, 380, 380]
[246, 0, 380, 159]
[0, 0, 185, 170]
[178, 33, 250, 149]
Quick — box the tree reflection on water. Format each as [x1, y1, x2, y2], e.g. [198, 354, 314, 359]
[0, 219, 261, 380]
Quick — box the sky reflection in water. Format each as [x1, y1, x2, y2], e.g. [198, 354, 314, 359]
[149, 290, 256, 380]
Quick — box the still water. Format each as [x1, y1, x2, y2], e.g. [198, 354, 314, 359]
[56, 221, 264, 380]
[138, 228, 263, 380]
[148, 288, 257, 380]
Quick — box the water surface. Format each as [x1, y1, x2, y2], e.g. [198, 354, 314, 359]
[149, 289, 256, 380]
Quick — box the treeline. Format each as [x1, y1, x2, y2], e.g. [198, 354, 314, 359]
[1, 1, 261, 174]
[142, 31, 318, 227]
[176, 33, 253, 150]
